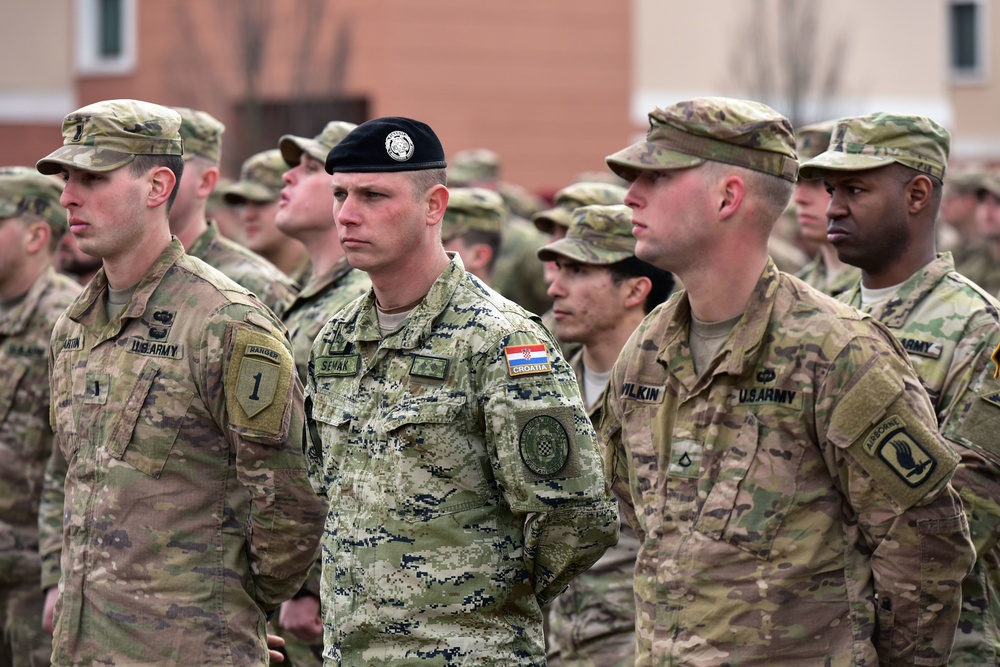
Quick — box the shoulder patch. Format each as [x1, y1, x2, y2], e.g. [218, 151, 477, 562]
[992, 341, 1000, 379]
[226, 325, 294, 439]
[505, 343, 552, 377]
[515, 406, 581, 481]
[953, 388, 1000, 465]
[864, 416, 937, 487]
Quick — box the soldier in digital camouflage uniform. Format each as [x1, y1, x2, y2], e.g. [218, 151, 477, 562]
[538, 205, 673, 667]
[171, 107, 299, 317]
[35, 99, 324, 666]
[801, 113, 1000, 666]
[601, 97, 975, 666]
[440, 187, 505, 285]
[271, 119, 369, 666]
[222, 149, 311, 285]
[0, 168, 80, 667]
[793, 120, 862, 297]
[305, 116, 619, 666]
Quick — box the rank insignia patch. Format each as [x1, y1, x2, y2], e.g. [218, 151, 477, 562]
[505, 343, 552, 377]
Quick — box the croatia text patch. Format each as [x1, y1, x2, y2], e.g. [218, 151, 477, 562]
[505, 343, 552, 377]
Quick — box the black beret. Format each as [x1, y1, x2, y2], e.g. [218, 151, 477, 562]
[325, 116, 447, 174]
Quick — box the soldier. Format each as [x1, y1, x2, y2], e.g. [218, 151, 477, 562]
[35, 99, 324, 666]
[54, 230, 101, 285]
[171, 107, 299, 316]
[440, 187, 505, 285]
[0, 168, 81, 667]
[537, 204, 673, 667]
[207, 176, 245, 243]
[800, 113, 1000, 665]
[793, 121, 862, 297]
[963, 171, 1000, 297]
[940, 167, 983, 267]
[601, 97, 975, 666]
[306, 116, 618, 665]
[222, 149, 310, 284]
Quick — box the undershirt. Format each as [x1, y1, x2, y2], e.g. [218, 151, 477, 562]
[689, 312, 743, 376]
[859, 281, 904, 309]
[106, 284, 138, 320]
[582, 360, 612, 410]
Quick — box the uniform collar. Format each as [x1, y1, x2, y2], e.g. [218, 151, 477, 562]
[846, 253, 954, 328]
[186, 219, 220, 258]
[0, 266, 59, 336]
[296, 256, 355, 301]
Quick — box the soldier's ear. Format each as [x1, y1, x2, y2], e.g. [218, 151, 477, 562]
[623, 276, 652, 310]
[23, 219, 51, 255]
[147, 166, 177, 210]
[905, 174, 934, 216]
[425, 184, 449, 227]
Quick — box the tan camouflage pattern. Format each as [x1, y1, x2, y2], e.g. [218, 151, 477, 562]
[799, 112, 951, 181]
[279, 121, 358, 168]
[305, 253, 618, 665]
[0, 267, 79, 666]
[499, 182, 546, 220]
[39, 239, 324, 665]
[606, 97, 799, 183]
[222, 149, 288, 204]
[492, 214, 552, 316]
[840, 253, 1000, 665]
[957, 245, 1000, 296]
[36, 99, 183, 175]
[547, 348, 637, 667]
[601, 260, 975, 666]
[976, 167, 1000, 199]
[188, 220, 298, 316]
[447, 148, 500, 185]
[538, 204, 634, 266]
[795, 119, 837, 163]
[173, 106, 224, 163]
[283, 255, 371, 384]
[0, 168, 67, 233]
[441, 187, 505, 241]
[533, 182, 628, 235]
[795, 253, 862, 298]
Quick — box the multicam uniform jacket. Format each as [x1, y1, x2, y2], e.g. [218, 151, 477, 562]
[795, 253, 862, 298]
[601, 260, 974, 667]
[305, 254, 619, 666]
[39, 239, 324, 666]
[841, 253, 1000, 666]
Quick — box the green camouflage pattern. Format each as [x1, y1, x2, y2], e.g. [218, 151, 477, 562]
[188, 220, 299, 316]
[222, 149, 288, 204]
[547, 348, 637, 667]
[441, 187, 505, 241]
[279, 121, 358, 168]
[795, 119, 837, 163]
[0, 267, 79, 665]
[305, 254, 618, 665]
[283, 256, 371, 384]
[36, 99, 183, 175]
[957, 245, 1000, 296]
[447, 148, 500, 186]
[976, 168, 1000, 199]
[799, 112, 951, 181]
[538, 204, 635, 265]
[492, 214, 552, 316]
[173, 106, 224, 163]
[499, 182, 546, 220]
[840, 253, 1000, 665]
[39, 239, 325, 666]
[0, 169, 68, 233]
[601, 259, 974, 666]
[945, 166, 985, 198]
[795, 253, 862, 298]
[606, 97, 799, 183]
[533, 182, 627, 235]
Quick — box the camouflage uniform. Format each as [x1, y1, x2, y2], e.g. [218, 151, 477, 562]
[305, 253, 619, 666]
[795, 253, 862, 297]
[35, 100, 324, 666]
[0, 169, 80, 667]
[801, 114, 1000, 666]
[440, 187, 505, 242]
[600, 98, 975, 666]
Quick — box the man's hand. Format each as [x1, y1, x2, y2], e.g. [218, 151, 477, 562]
[279, 595, 323, 642]
[42, 587, 59, 634]
[267, 633, 286, 663]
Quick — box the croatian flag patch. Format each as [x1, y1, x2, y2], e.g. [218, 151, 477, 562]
[505, 343, 553, 377]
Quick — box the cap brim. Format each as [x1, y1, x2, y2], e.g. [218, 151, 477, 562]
[279, 135, 314, 168]
[605, 141, 705, 182]
[798, 151, 897, 180]
[537, 237, 629, 265]
[533, 207, 572, 234]
[36, 146, 135, 175]
[221, 181, 278, 204]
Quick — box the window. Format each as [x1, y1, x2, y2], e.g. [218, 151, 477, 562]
[75, 0, 136, 75]
[950, 0, 988, 82]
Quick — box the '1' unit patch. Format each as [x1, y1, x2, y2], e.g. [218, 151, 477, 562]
[505, 343, 552, 377]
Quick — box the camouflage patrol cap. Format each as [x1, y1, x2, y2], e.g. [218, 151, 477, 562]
[606, 97, 798, 183]
[0, 167, 67, 233]
[795, 120, 837, 162]
[799, 113, 951, 181]
[945, 166, 985, 197]
[173, 107, 224, 164]
[36, 99, 183, 175]
[221, 149, 288, 204]
[279, 120, 358, 167]
[533, 181, 627, 234]
[441, 188, 505, 242]
[448, 148, 500, 186]
[537, 204, 635, 265]
[976, 169, 1000, 200]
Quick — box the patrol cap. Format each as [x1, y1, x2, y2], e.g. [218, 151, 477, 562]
[537, 204, 635, 265]
[945, 166, 984, 197]
[533, 181, 627, 234]
[173, 107, 224, 164]
[799, 113, 950, 181]
[441, 188, 504, 242]
[221, 149, 288, 204]
[606, 97, 798, 183]
[795, 120, 837, 162]
[325, 116, 447, 174]
[977, 169, 1000, 200]
[448, 148, 500, 186]
[279, 120, 358, 167]
[37, 99, 183, 175]
[0, 167, 67, 233]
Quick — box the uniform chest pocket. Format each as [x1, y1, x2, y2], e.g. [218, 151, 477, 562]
[0, 364, 27, 430]
[309, 391, 354, 477]
[695, 412, 803, 560]
[107, 362, 188, 479]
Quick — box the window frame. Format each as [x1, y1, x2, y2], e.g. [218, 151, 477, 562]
[74, 0, 137, 76]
